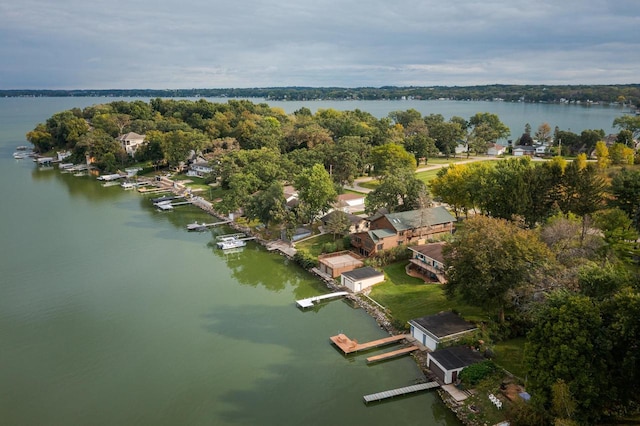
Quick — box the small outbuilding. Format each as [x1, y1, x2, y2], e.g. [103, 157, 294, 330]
[427, 346, 484, 384]
[318, 251, 364, 278]
[340, 266, 385, 292]
[408, 311, 477, 351]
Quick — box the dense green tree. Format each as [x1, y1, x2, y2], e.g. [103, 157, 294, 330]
[613, 114, 640, 139]
[294, 164, 337, 223]
[388, 109, 422, 127]
[525, 292, 612, 424]
[365, 169, 428, 214]
[26, 123, 54, 152]
[45, 110, 90, 149]
[428, 117, 465, 158]
[430, 164, 473, 219]
[322, 136, 370, 186]
[443, 215, 553, 322]
[468, 112, 510, 142]
[609, 168, 640, 230]
[524, 160, 565, 227]
[244, 182, 287, 228]
[325, 210, 352, 240]
[561, 161, 607, 239]
[369, 143, 416, 177]
[577, 262, 631, 300]
[481, 157, 533, 221]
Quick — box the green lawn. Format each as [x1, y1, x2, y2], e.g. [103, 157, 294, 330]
[294, 233, 341, 258]
[493, 337, 527, 379]
[368, 262, 488, 325]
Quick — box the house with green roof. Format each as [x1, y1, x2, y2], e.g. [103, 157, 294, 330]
[350, 206, 456, 257]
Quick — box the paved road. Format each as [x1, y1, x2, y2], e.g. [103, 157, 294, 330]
[345, 155, 500, 193]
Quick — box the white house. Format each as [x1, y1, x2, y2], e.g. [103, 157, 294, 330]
[117, 132, 146, 156]
[512, 145, 535, 157]
[408, 311, 477, 351]
[333, 193, 366, 213]
[340, 266, 385, 292]
[187, 160, 213, 178]
[534, 144, 548, 156]
[487, 143, 506, 156]
[427, 346, 484, 384]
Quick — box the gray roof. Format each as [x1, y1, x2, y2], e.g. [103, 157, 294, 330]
[429, 346, 484, 371]
[409, 311, 476, 338]
[342, 266, 384, 281]
[369, 229, 396, 241]
[384, 206, 456, 232]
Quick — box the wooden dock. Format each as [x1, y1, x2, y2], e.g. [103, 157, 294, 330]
[296, 291, 349, 308]
[363, 382, 440, 403]
[330, 333, 408, 354]
[366, 346, 419, 364]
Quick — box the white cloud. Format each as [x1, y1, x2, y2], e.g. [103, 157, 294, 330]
[1, 0, 639, 88]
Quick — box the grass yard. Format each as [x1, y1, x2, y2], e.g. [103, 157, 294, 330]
[493, 337, 527, 379]
[415, 168, 443, 184]
[368, 262, 487, 325]
[294, 233, 342, 258]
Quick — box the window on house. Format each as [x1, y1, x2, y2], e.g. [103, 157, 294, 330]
[377, 244, 383, 250]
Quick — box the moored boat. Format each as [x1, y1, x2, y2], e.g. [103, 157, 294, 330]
[216, 236, 246, 250]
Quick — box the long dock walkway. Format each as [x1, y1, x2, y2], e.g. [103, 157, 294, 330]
[363, 382, 440, 403]
[366, 346, 419, 364]
[296, 291, 349, 308]
[330, 333, 408, 354]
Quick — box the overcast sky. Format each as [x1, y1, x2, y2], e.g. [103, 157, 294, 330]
[1, 0, 638, 89]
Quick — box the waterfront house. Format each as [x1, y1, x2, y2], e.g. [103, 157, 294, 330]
[340, 266, 385, 292]
[407, 242, 447, 283]
[187, 160, 213, 178]
[117, 132, 146, 156]
[350, 206, 456, 257]
[427, 346, 484, 384]
[408, 311, 477, 351]
[318, 251, 364, 278]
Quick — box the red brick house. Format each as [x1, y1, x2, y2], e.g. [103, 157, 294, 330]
[350, 206, 456, 257]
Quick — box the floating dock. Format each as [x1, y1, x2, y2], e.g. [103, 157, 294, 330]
[366, 346, 419, 364]
[363, 382, 440, 403]
[330, 333, 408, 354]
[296, 291, 349, 308]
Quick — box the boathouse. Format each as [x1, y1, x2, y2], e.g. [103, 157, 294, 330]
[427, 346, 484, 384]
[340, 266, 385, 292]
[408, 311, 477, 351]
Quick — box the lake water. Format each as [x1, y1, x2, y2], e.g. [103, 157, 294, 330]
[0, 97, 627, 425]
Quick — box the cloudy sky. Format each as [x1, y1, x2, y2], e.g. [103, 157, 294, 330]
[1, 0, 638, 89]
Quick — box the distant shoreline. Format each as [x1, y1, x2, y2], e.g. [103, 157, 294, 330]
[2, 84, 639, 105]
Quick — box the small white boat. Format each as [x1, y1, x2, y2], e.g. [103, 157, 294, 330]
[216, 236, 246, 250]
[13, 152, 25, 159]
[121, 181, 136, 189]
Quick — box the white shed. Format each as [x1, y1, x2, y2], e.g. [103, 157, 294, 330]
[408, 311, 477, 351]
[427, 346, 484, 384]
[340, 266, 385, 292]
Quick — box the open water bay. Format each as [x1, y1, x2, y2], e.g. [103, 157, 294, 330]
[0, 97, 462, 425]
[0, 97, 626, 425]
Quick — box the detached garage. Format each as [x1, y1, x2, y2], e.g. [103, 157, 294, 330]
[408, 311, 477, 351]
[427, 346, 484, 384]
[341, 267, 385, 292]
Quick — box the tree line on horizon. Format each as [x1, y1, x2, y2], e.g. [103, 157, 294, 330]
[5, 84, 640, 105]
